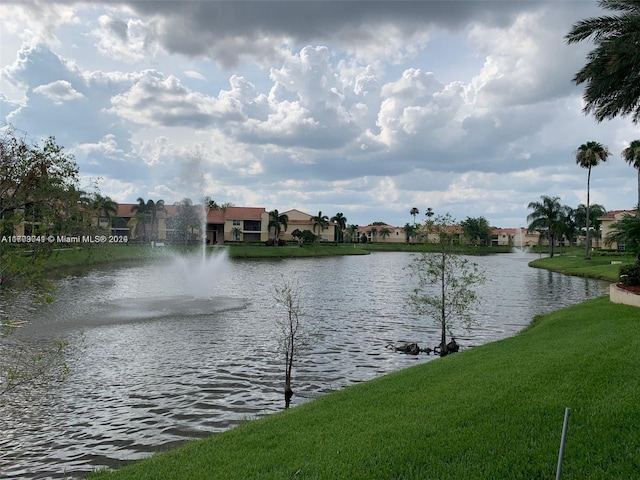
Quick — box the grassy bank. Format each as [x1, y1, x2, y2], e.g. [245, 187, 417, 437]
[90, 296, 639, 479]
[529, 252, 635, 282]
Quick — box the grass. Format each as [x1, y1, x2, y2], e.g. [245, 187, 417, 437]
[89, 296, 640, 480]
[528, 251, 635, 282]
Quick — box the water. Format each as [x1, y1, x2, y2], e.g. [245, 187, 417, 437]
[0, 252, 609, 479]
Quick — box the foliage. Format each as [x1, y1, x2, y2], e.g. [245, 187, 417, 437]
[460, 216, 492, 246]
[1, 337, 70, 397]
[622, 139, 640, 207]
[406, 214, 486, 355]
[273, 278, 308, 409]
[0, 128, 81, 288]
[291, 228, 316, 245]
[619, 263, 640, 285]
[130, 198, 166, 242]
[566, 0, 640, 123]
[527, 195, 565, 258]
[310, 211, 329, 241]
[330, 212, 347, 243]
[268, 209, 289, 244]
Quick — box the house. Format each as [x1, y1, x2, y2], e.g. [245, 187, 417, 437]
[356, 224, 406, 243]
[492, 228, 540, 248]
[598, 209, 637, 250]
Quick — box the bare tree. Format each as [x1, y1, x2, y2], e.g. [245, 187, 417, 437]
[273, 279, 308, 408]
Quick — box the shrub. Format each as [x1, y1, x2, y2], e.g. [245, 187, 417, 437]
[619, 264, 640, 285]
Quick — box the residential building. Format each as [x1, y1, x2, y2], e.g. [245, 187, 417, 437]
[598, 209, 637, 250]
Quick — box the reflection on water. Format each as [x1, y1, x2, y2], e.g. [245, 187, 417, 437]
[0, 252, 609, 478]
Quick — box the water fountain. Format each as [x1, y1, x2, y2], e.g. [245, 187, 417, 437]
[512, 228, 530, 254]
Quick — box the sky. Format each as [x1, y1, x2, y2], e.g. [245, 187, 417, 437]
[1, 0, 639, 229]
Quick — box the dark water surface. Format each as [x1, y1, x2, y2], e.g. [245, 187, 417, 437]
[0, 251, 609, 478]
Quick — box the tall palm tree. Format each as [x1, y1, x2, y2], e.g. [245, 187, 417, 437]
[310, 211, 329, 241]
[575, 141, 611, 259]
[410, 207, 419, 225]
[404, 223, 416, 244]
[268, 209, 289, 245]
[566, 0, 640, 123]
[622, 139, 640, 208]
[527, 195, 564, 258]
[331, 212, 347, 244]
[379, 227, 391, 242]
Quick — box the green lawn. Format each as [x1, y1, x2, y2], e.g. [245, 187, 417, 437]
[529, 251, 635, 282]
[89, 296, 640, 480]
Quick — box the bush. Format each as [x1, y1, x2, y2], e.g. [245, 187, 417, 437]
[619, 264, 640, 285]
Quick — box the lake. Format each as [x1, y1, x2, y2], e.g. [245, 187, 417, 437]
[0, 251, 610, 479]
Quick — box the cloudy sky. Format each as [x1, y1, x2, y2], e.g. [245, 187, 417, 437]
[1, 1, 638, 228]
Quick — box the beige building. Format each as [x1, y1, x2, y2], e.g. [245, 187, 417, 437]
[492, 228, 540, 247]
[598, 209, 637, 250]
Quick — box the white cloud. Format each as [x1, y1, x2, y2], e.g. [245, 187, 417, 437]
[33, 80, 84, 104]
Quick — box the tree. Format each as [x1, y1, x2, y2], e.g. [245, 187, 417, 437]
[410, 207, 419, 225]
[346, 224, 358, 244]
[331, 212, 347, 244]
[622, 139, 640, 207]
[378, 227, 391, 242]
[566, 0, 640, 123]
[273, 278, 308, 409]
[310, 211, 329, 241]
[575, 203, 607, 248]
[1, 129, 79, 397]
[0, 128, 81, 287]
[171, 198, 200, 244]
[404, 223, 417, 244]
[527, 195, 564, 258]
[460, 216, 492, 246]
[406, 214, 486, 356]
[83, 192, 118, 233]
[575, 141, 610, 259]
[268, 209, 289, 245]
[368, 226, 378, 243]
[131, 198, 166, 242]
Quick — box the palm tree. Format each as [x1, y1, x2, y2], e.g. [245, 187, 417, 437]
[310, 211, 329, 241]
[331, 212, 347, 244]
[575, 141, 611, 259]
[575, 203, 607, 248]
[130, 197, 149, 241]
[425, 207, 434, 220]
[346, 224, 358, 244]
[404, 223, 416, 244]
[527, 195, 564, 258]
[268, 209, 289, 245]
[566, 0, 640, 123]
[410, 207, 419, 225]
[622, 139, 640, 207]
[91, 193, 118, 232]
[368, 227, 378, 243]
[131, 198, 165, 242]
[379, 227, 391, 242]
